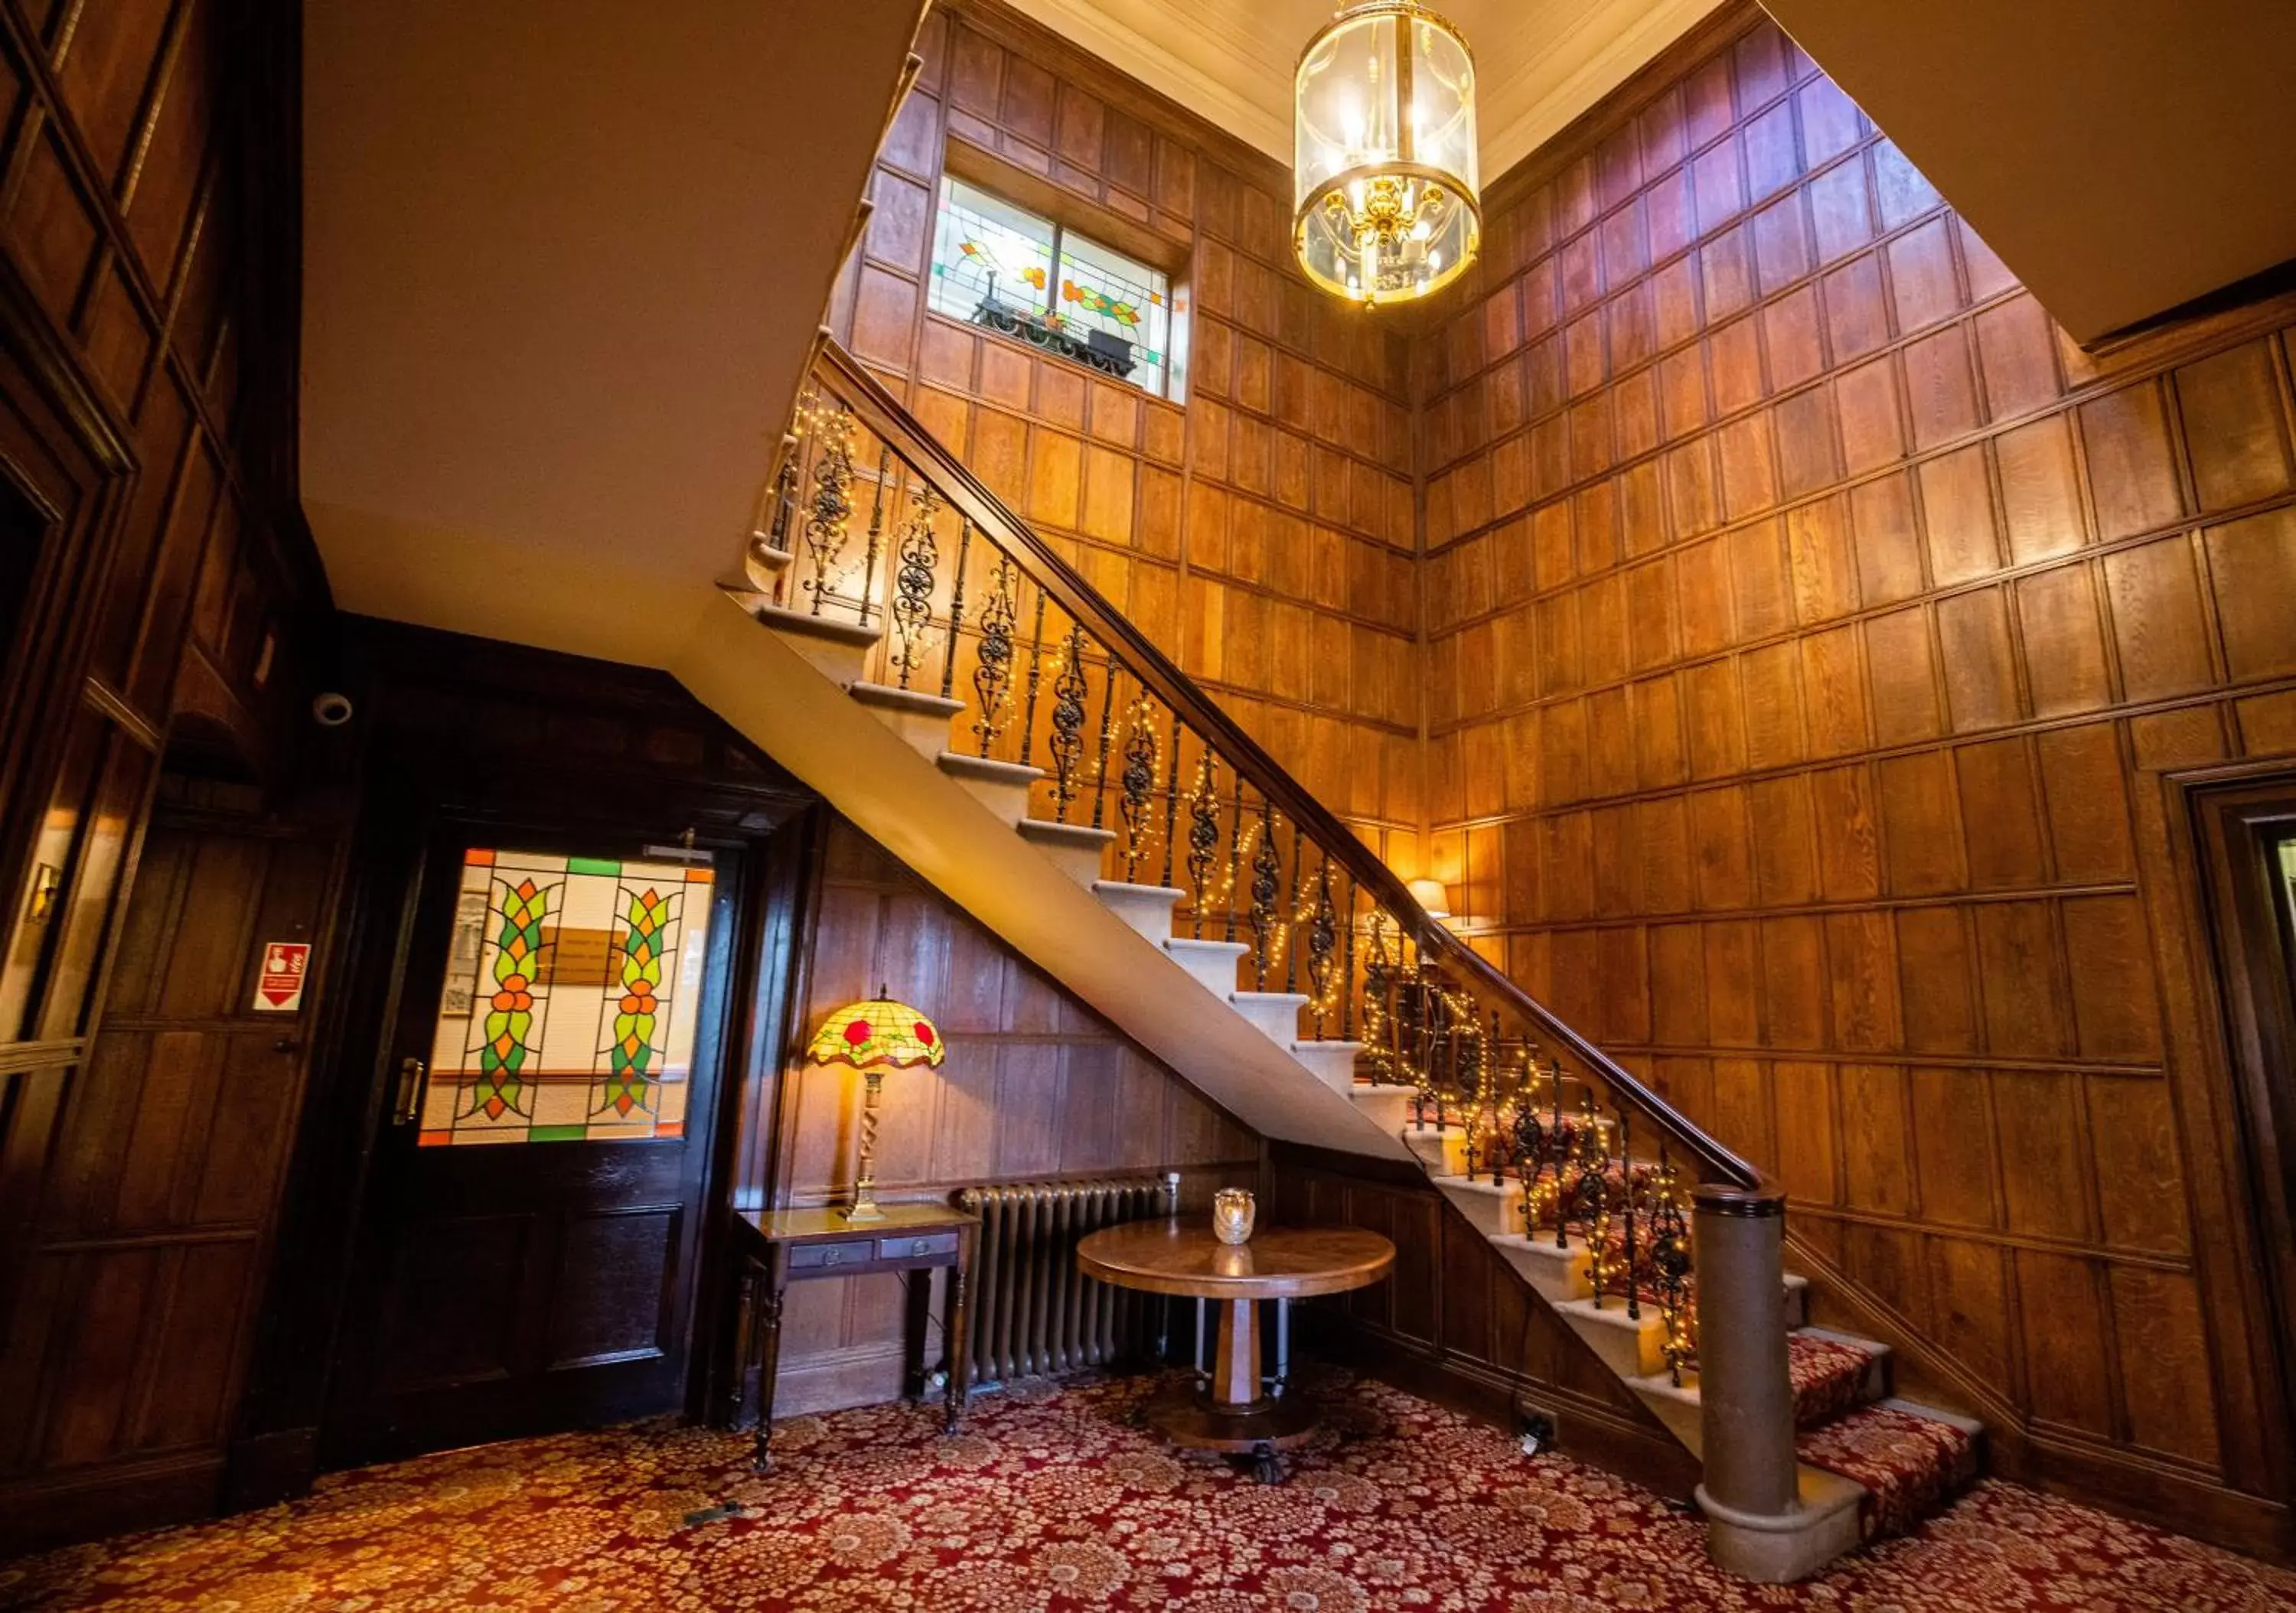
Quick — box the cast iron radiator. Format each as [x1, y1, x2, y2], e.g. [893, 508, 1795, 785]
[956, 1174, 1179, 1390]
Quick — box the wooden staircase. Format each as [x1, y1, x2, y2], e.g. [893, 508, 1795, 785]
[667, 338, 1988, 1579]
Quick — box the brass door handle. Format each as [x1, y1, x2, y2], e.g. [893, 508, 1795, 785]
[393, 1057, 426, 1125]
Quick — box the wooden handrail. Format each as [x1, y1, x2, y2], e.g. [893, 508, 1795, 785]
[814, 340, 1763, 1191]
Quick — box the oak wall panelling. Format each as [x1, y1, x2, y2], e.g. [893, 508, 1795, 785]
[0, 0, 322, 1552]
[824, 0, 1427, 875]
[762, 816, 1260, 1416]
[1414, 1, 2296, 1554]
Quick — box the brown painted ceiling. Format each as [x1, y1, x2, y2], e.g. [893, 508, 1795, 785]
[1760, 0, 2296, 344]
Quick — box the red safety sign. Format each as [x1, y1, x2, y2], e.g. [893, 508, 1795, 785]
[253, 940, 310, 1012]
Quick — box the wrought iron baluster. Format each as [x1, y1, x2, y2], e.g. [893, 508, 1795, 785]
[1247, 803, 1282, 990]
[1221, 777, 1246, 944]
[1116, 696, 1161, 881]
[1550, 1061, 1568, 1251]
[940, 519, 974, 701]
[1574, 1093, 1613, 1307]
[858, 444, 890, 624]
[1282, 823, 1304, 994]
[1339, 875, 1357, 1041]
[1090, 664, 1120, 829]
[1404, 970, 1433, 1128]
[802, 402, 858, 618]
[1512, 1049, 1549, 1230]
[1157, 726, 1184, 888]
[1018, 590, 1048, 767]
[765, 451, 799, 608]
[1046, 622, 1090, 822]
[888, 481, 941, 690]
[1306, 852, 1337, 1036]
[970, 555, 1019, 756]
[1619, 1110, 1639, 1321]
[1649, 1152, 1695, 1385]
[1184, 754, 1221, 938]
[1489, 1012, 1507, 1187]
[1359, 914, 1391, 1083]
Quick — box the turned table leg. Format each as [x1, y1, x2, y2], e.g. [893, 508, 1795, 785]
[943, 1228, 974, 1435]
[752, 1276, 787, 1471]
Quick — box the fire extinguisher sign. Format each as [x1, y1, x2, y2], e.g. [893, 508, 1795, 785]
[253, 941, 311, 1013]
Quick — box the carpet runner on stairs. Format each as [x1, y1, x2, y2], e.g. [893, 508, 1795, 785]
[1795, 1403, 1981, 1540]
[1786, 1330, 1883, 1428]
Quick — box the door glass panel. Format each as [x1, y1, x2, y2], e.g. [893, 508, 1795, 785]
[419, 847, 714, 1145]
[2275, 835, 2296, 992]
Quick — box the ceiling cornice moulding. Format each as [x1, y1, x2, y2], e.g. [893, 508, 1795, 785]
[989, 0, 1728, 188]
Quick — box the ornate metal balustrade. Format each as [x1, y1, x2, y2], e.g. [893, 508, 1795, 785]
[751, 343, 1784, 1405]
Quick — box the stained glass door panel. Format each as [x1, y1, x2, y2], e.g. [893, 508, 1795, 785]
[418, 848, 714, 1145]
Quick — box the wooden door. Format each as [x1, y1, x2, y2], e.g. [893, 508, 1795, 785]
[0, 779, 335, 1549]
[2192, 773, 2296, 1491]
[323, 828, 741, 1465]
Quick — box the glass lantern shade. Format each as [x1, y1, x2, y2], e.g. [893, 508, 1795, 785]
[1293, 2, 1479, 307]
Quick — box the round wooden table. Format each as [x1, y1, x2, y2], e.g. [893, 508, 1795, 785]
[1077, 1220, 1394, 1481]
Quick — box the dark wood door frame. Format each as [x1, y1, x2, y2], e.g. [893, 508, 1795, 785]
[2177, 762, 2296, 1504]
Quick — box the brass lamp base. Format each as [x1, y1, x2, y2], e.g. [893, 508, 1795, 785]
[842, 1068, 887, 1224]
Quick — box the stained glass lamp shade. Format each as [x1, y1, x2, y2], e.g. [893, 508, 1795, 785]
[805, 989, 943, 1221]
[1293, 1, 1479, 307]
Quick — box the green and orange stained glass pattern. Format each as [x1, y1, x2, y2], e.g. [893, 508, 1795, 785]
[417, 849, 716, 1146]
[926, 174, 1177, 398]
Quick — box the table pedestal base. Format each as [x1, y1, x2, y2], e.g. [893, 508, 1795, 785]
[1143, 1296, 1317, 1481]
[1143, 1387, 1318, 1481]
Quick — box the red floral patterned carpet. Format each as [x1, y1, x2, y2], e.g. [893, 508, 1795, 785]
[6, 1369, 2292, 1611]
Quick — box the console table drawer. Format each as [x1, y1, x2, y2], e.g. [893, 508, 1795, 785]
[789, 1240, 876, 1271]
[878, 1231, 960, 1261]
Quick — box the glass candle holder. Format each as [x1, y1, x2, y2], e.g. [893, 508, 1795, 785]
[1212, 1188, 1256, 1246]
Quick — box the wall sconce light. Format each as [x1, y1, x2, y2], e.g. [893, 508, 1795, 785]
[804, 986, 944, 1223]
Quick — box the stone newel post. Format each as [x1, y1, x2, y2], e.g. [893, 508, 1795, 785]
[1692, 1182, 1861, 1582]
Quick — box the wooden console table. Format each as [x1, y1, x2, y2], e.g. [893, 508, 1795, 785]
[1077, 1220, 1393, 1481]
[730, 1203, 979, 1470]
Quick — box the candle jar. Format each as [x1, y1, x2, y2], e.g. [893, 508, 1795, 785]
[1212, 1188, 1256, 1246]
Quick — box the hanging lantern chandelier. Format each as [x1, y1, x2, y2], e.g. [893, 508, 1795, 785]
[1293, 1, 1480, 308]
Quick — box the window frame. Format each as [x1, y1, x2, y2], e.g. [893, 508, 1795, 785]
[927, 171, 1181, 401]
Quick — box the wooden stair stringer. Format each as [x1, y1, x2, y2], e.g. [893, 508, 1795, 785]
[672, 590, 1412, 1161]
[1782, 1224, 2018, 1442]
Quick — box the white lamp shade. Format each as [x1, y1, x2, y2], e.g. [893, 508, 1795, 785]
[1407, 878, 1452, 919]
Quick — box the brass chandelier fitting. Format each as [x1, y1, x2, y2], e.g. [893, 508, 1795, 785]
[1293, 1, 1481, 308]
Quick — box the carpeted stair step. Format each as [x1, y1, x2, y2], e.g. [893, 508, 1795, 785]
[735, 588, 882, 686]
[846, 680, 964, 756]
[1787, 1328, 1891, 1428]
[1348, 1080, 1418, 1136]
[1429, 1174, 1525, 1237]
[1016, 817, 1114, 885]
[1163, 936, 1247, 996]
[1091, 881, 1182, 944]
[1795, 1400, 1984, 1540]
[934, 751, 1043, 823]
[1289, 1039, 1364, 1094]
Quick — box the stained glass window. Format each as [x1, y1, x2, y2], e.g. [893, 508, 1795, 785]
[927, 174, 1179, 399]
[417, 848, 714, 1146]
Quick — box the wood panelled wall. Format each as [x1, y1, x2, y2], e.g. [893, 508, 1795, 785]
[0, 0, 318, 1551]
[1415, 5, 2296, 1547]
[765, 817, 1257, 1414]
[824, 0, 1422, 866]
